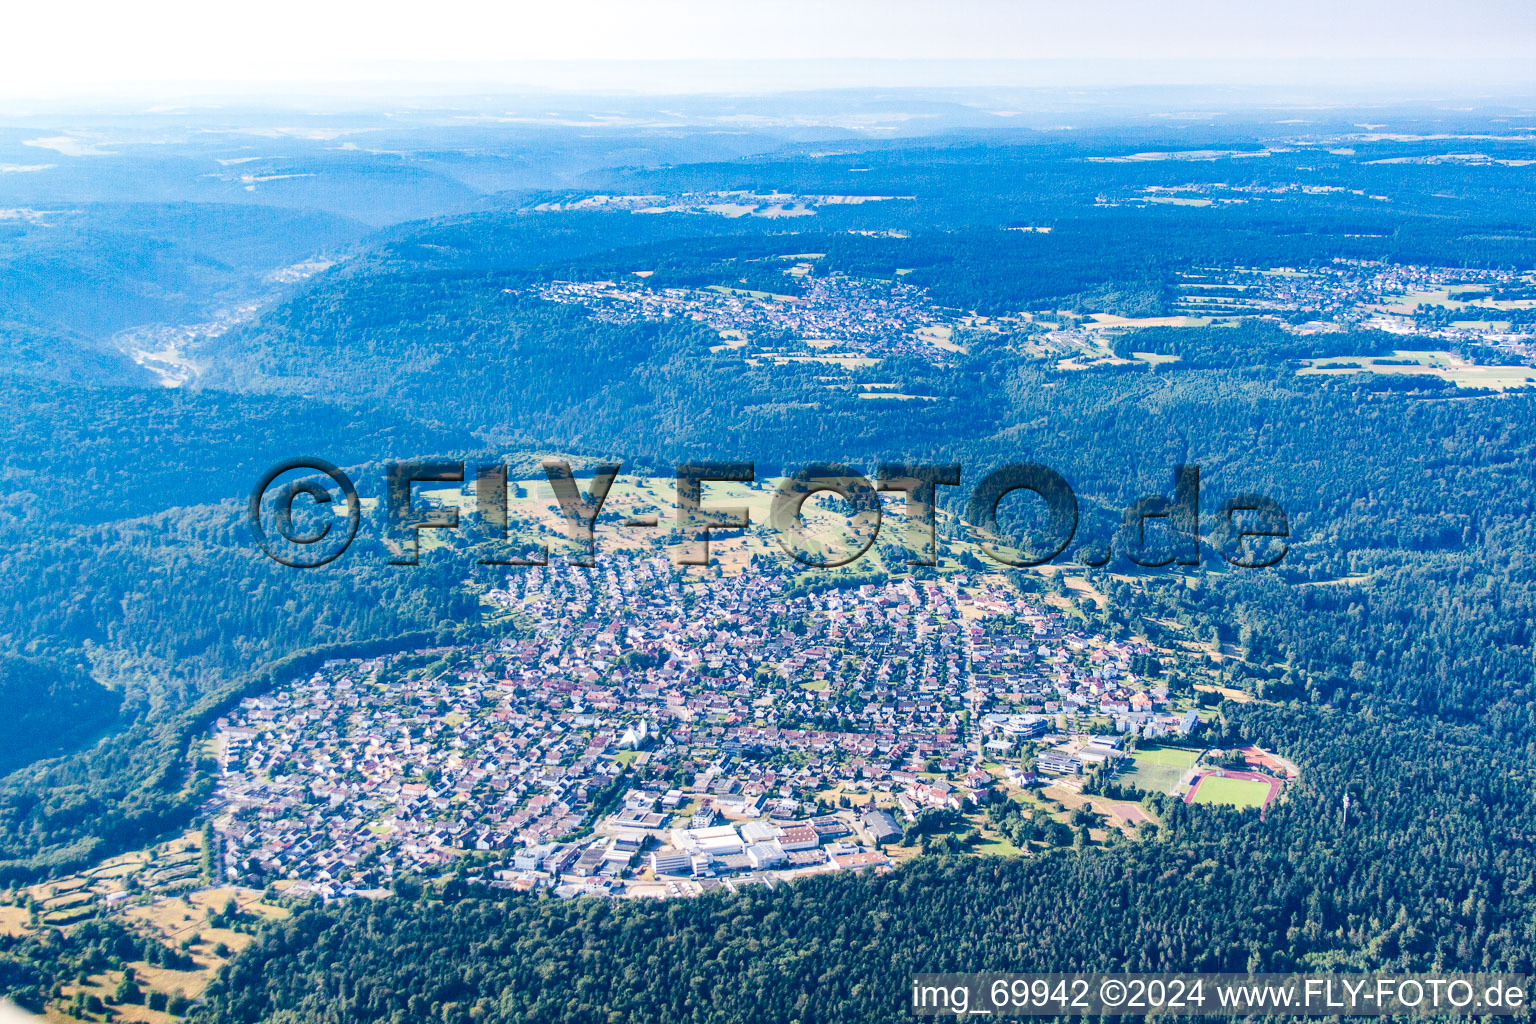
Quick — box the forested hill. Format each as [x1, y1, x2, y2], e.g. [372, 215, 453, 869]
[0, 656, 119, 777]
[0, 203, 369, 384]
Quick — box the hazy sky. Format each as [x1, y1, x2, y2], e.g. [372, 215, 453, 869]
[6, 0, 1535, 98]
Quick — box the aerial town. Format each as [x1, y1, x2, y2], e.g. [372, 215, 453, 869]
[537, 270, 963, 364]
[526, 189, 915, 219]
[532, 238, 1536, 373]
[1172, 258, 1535, 346]
[206, 560, 1202, 901]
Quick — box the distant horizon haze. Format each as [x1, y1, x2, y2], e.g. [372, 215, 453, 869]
[4, 0, 1534, 102]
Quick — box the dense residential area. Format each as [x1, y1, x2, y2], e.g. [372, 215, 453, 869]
[206, 566, 1215, 899]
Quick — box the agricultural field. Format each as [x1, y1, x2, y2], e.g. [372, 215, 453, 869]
[21, 833, 204, 929]
[0, 826, 298, 1023]
[1298, 350, 1536, 390]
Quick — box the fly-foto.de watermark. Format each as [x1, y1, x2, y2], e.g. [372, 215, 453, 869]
[248, 458, 1289, 571]
[909, 973, 1531, 1017]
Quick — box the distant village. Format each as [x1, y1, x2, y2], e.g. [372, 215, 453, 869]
[1173, 258, 1535, 353]
[530, 209, 1535, 372]
[537, 271, 961, 365]
[208, 561, 1202, 901]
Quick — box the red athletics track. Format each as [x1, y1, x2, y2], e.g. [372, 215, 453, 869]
[1183, 768, 1284, 817]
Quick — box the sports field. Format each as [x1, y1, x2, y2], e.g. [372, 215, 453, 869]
[1132, 746, 1202, 768]
[1189, 775, 1272, 809]
[1115, 746, 1202, 795]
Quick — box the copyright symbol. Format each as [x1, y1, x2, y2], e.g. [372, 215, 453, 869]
[249, 457, 360, 568]
[1100, 980, 1126, 1008]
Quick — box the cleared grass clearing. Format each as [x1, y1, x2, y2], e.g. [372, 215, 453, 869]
[1194, 682, 1257, 703]
[1086, 313, 1212, 329]
[969, 815, 1027, 856]
[705, 284, 798, 302]
[1371, 290, 1536, 313]
[709, 328, 748, 352]
[124, 887, 288, 946]
[421, 471, 937, 577]
[0, 905, 30, 937]
[750, 353, 880, 370]
[916, 324, 969, 354]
